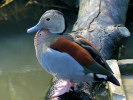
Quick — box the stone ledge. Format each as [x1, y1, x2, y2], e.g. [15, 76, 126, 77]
[107, 60, 126, 100]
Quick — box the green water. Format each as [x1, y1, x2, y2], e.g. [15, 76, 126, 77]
[0, 23, 53, 100]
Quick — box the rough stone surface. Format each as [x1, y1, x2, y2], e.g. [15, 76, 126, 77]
[107, 60, 126, 100]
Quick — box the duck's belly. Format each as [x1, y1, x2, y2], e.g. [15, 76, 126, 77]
[41, 48, 92, 82]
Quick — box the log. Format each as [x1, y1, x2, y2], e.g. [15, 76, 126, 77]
[73, 0, 130, 59]
[46, 0, 131, 100]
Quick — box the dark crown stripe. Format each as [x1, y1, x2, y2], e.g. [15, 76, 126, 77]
[43, 10, 64, 16]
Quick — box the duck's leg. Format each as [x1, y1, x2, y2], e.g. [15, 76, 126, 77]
[52, 79, 76, 98]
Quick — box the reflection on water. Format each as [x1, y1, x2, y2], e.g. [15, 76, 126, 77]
[0, 71, 52, 100]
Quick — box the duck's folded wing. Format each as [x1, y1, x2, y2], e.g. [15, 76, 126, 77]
[73, 34, 113, 73]
[50, 37, 112, 76]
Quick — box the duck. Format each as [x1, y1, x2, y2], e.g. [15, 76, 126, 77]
[27, 10, 120, 97]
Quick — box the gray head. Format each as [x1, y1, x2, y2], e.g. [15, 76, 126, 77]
[27, 10, 65, 34]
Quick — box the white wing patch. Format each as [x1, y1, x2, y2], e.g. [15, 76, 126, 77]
[96, 74, 107, 79]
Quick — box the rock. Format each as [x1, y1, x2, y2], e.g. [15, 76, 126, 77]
[107, 60, 126, 100]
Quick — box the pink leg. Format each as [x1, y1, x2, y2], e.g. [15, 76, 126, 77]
[52, 79, 76, 98]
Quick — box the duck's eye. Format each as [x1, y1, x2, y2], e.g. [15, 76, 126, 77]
[39, 34, 41, 36]
[46, 18, 50, 21]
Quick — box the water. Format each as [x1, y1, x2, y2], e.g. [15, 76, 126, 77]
[0, 22, 53, 100]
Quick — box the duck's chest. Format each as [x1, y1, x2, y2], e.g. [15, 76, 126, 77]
[35, 35, 62, 63]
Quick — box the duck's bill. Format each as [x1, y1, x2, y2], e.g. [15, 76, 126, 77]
[27, 23, 42, 33]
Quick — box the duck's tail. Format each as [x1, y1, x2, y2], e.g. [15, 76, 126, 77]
[107, 75, 120, 86]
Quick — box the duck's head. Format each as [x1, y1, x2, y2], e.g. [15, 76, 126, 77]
[27, 10, 65, 34]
